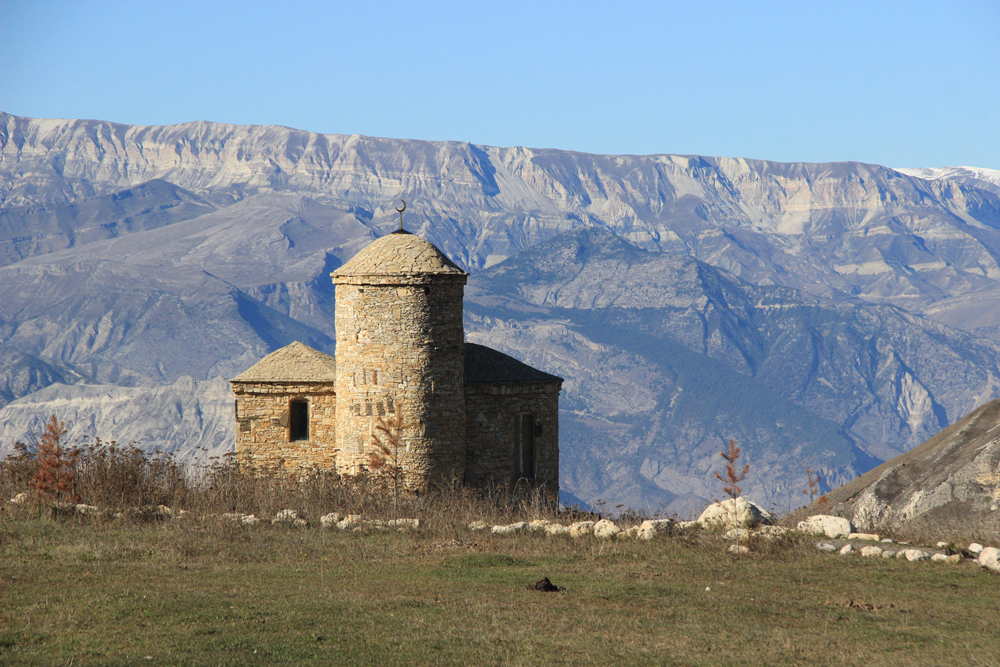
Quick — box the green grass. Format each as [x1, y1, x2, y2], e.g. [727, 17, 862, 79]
[2, 511, 999, 666]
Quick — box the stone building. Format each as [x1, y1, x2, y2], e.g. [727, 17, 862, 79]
[230, 230, 562, 492]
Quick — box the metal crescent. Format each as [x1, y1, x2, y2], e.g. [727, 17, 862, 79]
[395, 200, 407, 214]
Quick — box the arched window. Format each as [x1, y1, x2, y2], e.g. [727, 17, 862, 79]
[515, 412, 535, 480]
[289, 400, 309, 442]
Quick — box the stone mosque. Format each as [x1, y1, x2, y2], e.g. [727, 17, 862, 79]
[230, 228, 562, 492]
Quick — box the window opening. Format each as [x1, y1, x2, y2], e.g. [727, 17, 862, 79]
[515, 413, 535, 480]
[289, 400, 309, 442]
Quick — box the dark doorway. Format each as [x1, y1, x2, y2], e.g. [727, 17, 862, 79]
[515, 413, 535, 480]
[289, 401, 309, 441]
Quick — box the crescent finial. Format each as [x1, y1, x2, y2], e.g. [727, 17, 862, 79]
[395, 199, 406, 232]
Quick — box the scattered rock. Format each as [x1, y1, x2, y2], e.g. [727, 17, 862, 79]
[881, 549, 896, 559]
[758, 525, 790, 539]
[881, 538, 894, 543]
[528, 519, 552, 533]
[816, 542, 837, 552]
[272, 509, 300, 525]
[625, 525, 641, 538]
[386, 518, 420, 530]
[527, 577, 563, 592]
[797, 515, 854, 539]
[728, 544, 750, 554]
[468, 520, 489, 531]
[544, 523, 572, 536]
[839, 544, 855, 555]
[492, 522, 528, 536]
[848, 533, 880, 542]
[978, 547, 1000, 573]
[337, 514, 362, 530]
[902, 548, 929, 562]
[637, 519, 675, 541]
[569, 521, 596, 538]
[936, 541, 950, 549]
[592, 519, 621, 540]
[860, 546, 883, 557]
[320, 513, 341, 529]
[969, 543, 984, 554]
[10, 493, 28, 505]
[723, 528, 751, 541]
[678, 520, 700, 530]
[697, 497, 772, 529]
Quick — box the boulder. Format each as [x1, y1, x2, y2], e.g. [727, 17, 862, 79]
[860, 546, 883, 557]
[637, 519, 676, 541]
[528, 519, 552, 533]
[386, 518, 420, 530]
[593, 519, 621, 540]
[569, 521, 596, 538]
[491, 522, 528, 536]
[881, 550, 895, 559]
[848, 533, 880, 542]
[839, 544, 854, 555]
[902, 548, 929, 562]
[697, 498, 772, 529]
[969, 543, 984, 554]
[728, 544, 750, 554]
[544, 523, 571, 536]
[796, 515, 854, 539]
[816, 542, 837, 552]
[272, 509, 300, 525]
[320, 513, 341, 529]
[337, 514, 362, 530]
[978, 547, 1000, 573]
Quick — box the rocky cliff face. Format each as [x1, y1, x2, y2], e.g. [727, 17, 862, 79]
[815, 397, 1000, 534]
[3, 112, 1000, 512]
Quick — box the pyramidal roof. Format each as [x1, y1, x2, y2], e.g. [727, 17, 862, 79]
[231, 341, 336, 383]
[332, 231, 466, 278]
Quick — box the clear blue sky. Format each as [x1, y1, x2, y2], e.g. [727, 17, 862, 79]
[2, 0, 998, 168]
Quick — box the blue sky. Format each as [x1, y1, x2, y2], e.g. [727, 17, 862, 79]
[2, 0, 998, 168]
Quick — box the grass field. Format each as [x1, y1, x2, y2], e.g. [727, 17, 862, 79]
[2, 508, 999, 666]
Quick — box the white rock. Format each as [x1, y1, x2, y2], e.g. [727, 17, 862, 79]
[860, 546, 883, 557]
[637, 519, 675, 541]
[240, 514, 261, 526]
[936, 541, 950, 549]
[10, 492, 28, 504]
[978, 547, 1000, 573]
[386, 518, 420, 530]
[293, 518, 308, 528]
[544, 523, 571, 536]
[839, 544, 855, 555]
[728, 544, 750, 554]
[528, 519, 552, 533]
[848, 533, 879, 541]
[931, 553, 950, 562]
[816, 542, 837, 552]
[569, 521, 596, 537]
[969, 543, 984, 554]
[625, 526, 640, 538]
[758, 525, 790, 539]
[320, 513, 340, 528]
[881, 538, 894, 543]
[468, 520, 489, 531]
[903, 549, 929, 562]
[678, 520, 700, 530]
[75, 504, 99, 515]
[491, 522, 528, 535]
[272, 509, 299, 525]
[723, 528, 751, 541]
[593, 519, 621, 540]
[797, 515, 854, 539]
[337, 514, 362, 530]
[881, 550, 895, 559]
[697, 497, 772, 529]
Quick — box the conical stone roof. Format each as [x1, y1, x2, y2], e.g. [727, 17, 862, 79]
[332, 231, 466, 278]
[231, 341, 336, 383]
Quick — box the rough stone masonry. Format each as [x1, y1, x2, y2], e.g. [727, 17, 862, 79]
[231, 230, 562, 492]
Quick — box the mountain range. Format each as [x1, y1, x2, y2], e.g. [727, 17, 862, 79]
[3, 111, 1000, 513]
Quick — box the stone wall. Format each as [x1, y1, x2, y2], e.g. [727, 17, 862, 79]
[465, 381, 560, 493]
[333, 274, 467, 489]
[232, 382, 337, 469]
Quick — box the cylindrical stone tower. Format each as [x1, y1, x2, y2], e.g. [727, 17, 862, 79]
[331, 230, 468, 490]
